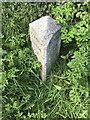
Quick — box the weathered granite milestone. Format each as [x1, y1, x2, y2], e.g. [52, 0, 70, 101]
[29, 16, 61, 81]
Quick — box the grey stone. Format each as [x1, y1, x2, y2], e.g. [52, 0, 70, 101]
[29, 16, 61, 81]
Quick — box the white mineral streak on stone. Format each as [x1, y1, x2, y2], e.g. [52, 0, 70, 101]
[29, 16, 61, 81]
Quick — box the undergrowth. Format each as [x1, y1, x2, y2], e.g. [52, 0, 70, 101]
[1, 2, 90, 119]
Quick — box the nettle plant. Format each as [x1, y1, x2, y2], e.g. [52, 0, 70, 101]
[53, 2, 90, 82]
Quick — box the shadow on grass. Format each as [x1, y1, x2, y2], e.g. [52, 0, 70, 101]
[2, 40, 89, 119]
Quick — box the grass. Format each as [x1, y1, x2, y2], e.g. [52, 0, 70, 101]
[2, 40, 89, 119]
[2, 2, 89, 119]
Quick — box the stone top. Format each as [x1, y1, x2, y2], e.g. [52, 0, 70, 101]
[29, 16, 61, 47]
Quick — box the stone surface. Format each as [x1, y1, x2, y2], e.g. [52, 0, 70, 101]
[29, 16, 61, 81]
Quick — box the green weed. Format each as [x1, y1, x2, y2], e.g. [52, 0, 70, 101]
[1, 2, 89, 119]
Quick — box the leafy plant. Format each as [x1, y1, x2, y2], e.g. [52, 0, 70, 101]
[2, 2, 90, 119]
[52, 1, 89, 118]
